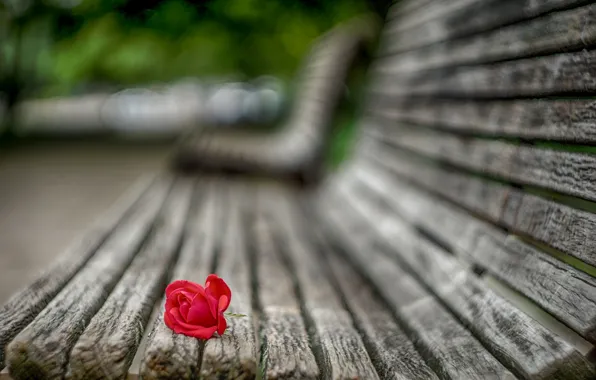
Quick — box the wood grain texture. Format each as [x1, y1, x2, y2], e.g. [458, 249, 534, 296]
[363, 146, 596, 268]
[0, 175, 154, 369]
[386, 0, 478, 33]
[266, 187, 379, 380]
[370, 125, 596, 203]
[352, 164, 596, 343]
[337, 185, 596, 379]
[175, 16, 377, 180]
[139, 180, 220, 380]
[371, 48, 596, 98]
[377, 4, 596, 73]
[5, 178, 172, 380]
[66, 179, 195, 380]
[317, 195, 515, 380]
[309, 220, 440, 380]
[199, 180, 258, 380]
[367, 98, 596, 144]
[380, 0, 592, 54]
[250, 185, 319, 379]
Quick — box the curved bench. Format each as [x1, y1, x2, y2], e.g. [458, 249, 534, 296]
[173, 15, 379, 184]
[1, 1, 596, 379]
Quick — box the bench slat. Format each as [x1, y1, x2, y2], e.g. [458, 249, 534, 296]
[368, 99, 596, 144]
[381, 0, 592, 55]
[318, 194, 516, 380]
[337, 184, 595, 379]
[323, 247, 440, 380]
[269, 188, 379, 379]
[351, 164, 596, 344]
[370, 126, 596, 203]
[372, 49, 596, 98]
[199, 180, 258, 378]
[363, 145, 596, 269]
[250, 186, 319, 379]
[138, 181, 220, 380]
[0, 175, 154, 369]
[386, 0, 478, 33]
[378, 4, 596, 73]
[5, 178, 172, 380]
[299, 197, 440, 380]
[67, 179, 194, 380]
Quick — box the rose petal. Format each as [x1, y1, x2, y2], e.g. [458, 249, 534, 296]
[166, 280, 204, 298]
[205, 274, 231, 311]
[187, 297, 217, 326]
[179, 301, 191, 321]
[217, 312, 227, 335]
[218, 295, 229, 313]
[205, 293, 218, 320]
[182, 325, 218, 340]
[164, 310, 176, 330]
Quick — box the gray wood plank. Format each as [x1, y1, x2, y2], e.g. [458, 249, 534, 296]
[337, 185, 596, 379]
[5, 178, 172, 380]
[66, 179, 195, 380]
[199, 180, 258, 379]
[377, 4, 596, 73]
[371, 49, 596, 98]
[386, 0, 478, 32]
[303, 209, 440, 380]
[0, 175, 154, 369]
[316, 194, 516, 380]
[265, 186, 379, 379]
[370, 125, 596, 203]
[380, 0, 592, 54]
[139, 180, 221, 380]
[250, 184, 319, 379]
[352, 164, 596, 343]
[363, 146, 596, 268]
[367, 99, 596, 144]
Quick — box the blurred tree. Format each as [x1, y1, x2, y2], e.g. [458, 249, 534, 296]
[16, 0, 376, 93]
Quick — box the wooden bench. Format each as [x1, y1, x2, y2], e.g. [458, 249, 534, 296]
[173, 15, 378, 185]
[2, 1, 596, 379]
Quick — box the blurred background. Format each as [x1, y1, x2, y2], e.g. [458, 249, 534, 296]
[0, 0, 388, 303]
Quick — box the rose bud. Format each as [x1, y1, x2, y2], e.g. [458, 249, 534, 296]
[164, 274, 231, 339]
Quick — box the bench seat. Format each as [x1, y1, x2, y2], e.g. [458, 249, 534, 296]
[1, 172, 594, 379]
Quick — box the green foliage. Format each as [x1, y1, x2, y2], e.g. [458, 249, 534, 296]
[2, 0, 372, 94]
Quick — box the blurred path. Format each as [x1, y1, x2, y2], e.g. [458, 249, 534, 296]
[0, 141, 170, 303]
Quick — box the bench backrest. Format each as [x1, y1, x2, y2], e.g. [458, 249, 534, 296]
[328, 0, 596, 367]
[175, 16, 378, 182]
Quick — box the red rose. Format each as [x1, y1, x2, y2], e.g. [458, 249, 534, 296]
[164, 274, 231, 339]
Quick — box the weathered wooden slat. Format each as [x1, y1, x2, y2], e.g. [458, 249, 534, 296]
[316, 194, 516, 380]
[265, 186, 379, 379]
[387, 0, 434, 20]
[199, 180, 258, 379]
[5, 178, 172, 380]
[371, 48, 596, 98]
[0, 175, 154, 370]
[351, 164, 596, 344]
[377, 4, 596, 74]
[336, 184, 596, 379]
[363, 146, 596, 268]
[66, 179, 195, 380]
[250, 185, 319, 379]
[386, 0, 478, 33]
[301, 205, 440, 380]
[380, 0, 592, 55]
[139, 180, 220, 380]
[370, 125, 596, 203]
[367, 98, 596, 144]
